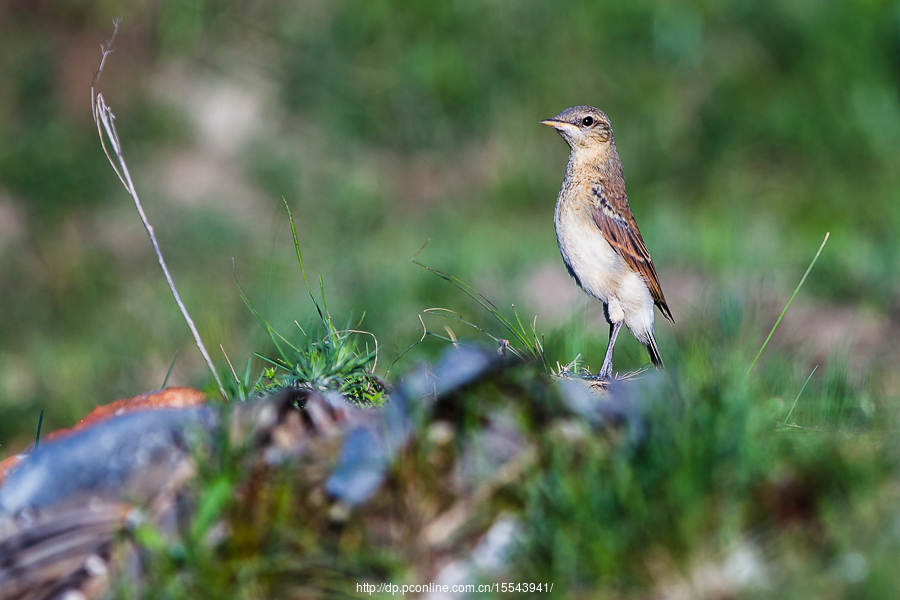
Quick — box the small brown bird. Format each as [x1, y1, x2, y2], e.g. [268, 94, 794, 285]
[542, 106, 673, 380]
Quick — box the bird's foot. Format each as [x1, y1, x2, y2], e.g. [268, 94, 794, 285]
[589, 370, 615, 383]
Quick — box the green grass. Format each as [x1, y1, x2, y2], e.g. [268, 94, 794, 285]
[747, 232, 830, 375]
[115, 288, 897, 599]
[2, 2, 900, 597]
[226, 200, 385, 405]
[4, 0, 900, 444]
[412, 243, 547, 369]
[110, 222, 900, 598]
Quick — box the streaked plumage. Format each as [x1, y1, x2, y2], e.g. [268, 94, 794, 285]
[542, 106, 672, 379]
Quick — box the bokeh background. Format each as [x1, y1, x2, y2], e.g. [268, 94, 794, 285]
[1, 0, 899, 447]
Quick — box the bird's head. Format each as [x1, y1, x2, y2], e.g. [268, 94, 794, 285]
[541, 106, 613, 152]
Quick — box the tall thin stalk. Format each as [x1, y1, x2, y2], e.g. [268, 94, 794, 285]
[91, 21, 226, 397]
[747, 232, 830, 375]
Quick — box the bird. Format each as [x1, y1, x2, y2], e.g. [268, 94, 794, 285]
[541, 106, 673, 380]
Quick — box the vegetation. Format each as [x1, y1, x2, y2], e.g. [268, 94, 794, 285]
[1, 0, 899, 597]
[231, 200, 385, 404]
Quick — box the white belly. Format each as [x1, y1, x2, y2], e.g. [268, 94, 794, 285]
[554, 202, 655, 338]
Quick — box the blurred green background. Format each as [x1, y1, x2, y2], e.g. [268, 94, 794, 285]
[1, 0, 898, 448]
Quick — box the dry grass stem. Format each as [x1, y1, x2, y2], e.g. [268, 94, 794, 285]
[91, 20, 226, 397]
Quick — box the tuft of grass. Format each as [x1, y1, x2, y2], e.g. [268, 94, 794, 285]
[228, 200, 385, 405]
[411, 241, 548, 371]
[219, 352, 267, 403]
[122, 293, 893, 600]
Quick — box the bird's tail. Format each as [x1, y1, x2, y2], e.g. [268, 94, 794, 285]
[645, 333, 664, 369]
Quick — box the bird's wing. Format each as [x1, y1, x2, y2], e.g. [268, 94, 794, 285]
[591, 182, 674, 323]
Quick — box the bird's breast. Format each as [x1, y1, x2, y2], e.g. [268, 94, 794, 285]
[554, 195, 625, 303]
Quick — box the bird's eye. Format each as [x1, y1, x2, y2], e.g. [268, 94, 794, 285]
[581, 116, 594, 127]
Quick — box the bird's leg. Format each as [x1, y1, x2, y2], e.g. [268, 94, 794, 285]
[596, 320, 622, 381]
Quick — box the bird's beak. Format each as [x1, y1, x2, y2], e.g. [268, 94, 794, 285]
[540, 119, 578, 133]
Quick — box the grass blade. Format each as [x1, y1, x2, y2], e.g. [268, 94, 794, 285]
[34, 410, 44, 450]
[386, 314, 428, 377]
[412, 242, 544, 364]
[233, 260, 297, 365]
[162, 349, 178, 389]
[747, 232, 829, 375]
[283, 198, 327, 324]
[781, 365, 818, 426]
